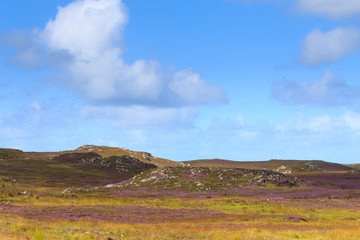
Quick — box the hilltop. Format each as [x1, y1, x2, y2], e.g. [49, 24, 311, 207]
[15, 145, 177, 167]
[0, 145, 175, 189]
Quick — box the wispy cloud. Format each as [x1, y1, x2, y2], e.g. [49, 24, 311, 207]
[297, 0, 360, 19]
[272, 70, 360, 107]
[275, 113, 337, 133]
[276, 111, 360, 134]
[80, 105, 198, 129]
[228, 0, 360, 20]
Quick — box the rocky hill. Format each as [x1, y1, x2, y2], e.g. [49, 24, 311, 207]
[118, 165, 299, 191]
[0, 145, 163, 188]
[73, 145, 177, 167]
[19, 145, 177, 167]
[183, 159, 353, 173]
[0, 145, 358, 195]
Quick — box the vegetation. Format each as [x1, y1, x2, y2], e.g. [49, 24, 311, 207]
[0, 145, 360, 239]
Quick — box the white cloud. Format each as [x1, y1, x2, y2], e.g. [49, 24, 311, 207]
[236, 115, 245, 126]
[42, 0, 128, 59]
[341, 111, 360, 132]
[298, 0, 360, 19]
[275, 111, 360, 135]
[275, 114, 336, 133]
[272, 70, 360, 106]
[80, 105, 198, 128]
[2, 0, 225, 107]
[226, 0, 283, 4]
[30, 101, 42, 112]
[0, 101, 67, 144]
[66, 50, 163, 101]
[40, 0, 160, 102]
[125, 129, 149, 145]
[305, 115, 334, 132]
[169, 69, 226, 105]
[301, 27, 360, 66]
[275, 113, 335, 133]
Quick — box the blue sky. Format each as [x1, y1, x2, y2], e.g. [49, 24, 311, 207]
[1, 0, 360, 163]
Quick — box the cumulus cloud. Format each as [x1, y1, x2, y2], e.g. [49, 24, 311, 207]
[297, 0, 360, 19]
[301, 27, 360, 66]
[2, 0, 225, 107]
[41, 0, 128, 59]
[272, 70, 360, 107]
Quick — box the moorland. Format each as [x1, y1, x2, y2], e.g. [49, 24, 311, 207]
[0, 145, 360, 239]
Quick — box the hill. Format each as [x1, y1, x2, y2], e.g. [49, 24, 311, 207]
[0, 145, 357, 194]
[117, 165, 298, 192]
[23, 145, 177, 167]
[0, 148, 27, 160]
[183, 159, 353, 173]
[346, 164, 360, 171]
[0, 145, 174, 190]
[1, 147, 360, 240]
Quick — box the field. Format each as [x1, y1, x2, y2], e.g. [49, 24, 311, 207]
[1, 146, 360, 239]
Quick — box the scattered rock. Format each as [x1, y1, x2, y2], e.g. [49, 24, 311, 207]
[18, 191, 29, 195]
[61, 188, 73, 195]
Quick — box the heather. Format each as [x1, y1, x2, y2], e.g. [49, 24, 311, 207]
[1, 146, 360, 239]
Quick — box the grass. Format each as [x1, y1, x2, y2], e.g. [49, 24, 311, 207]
[1, 172, 360, 239]
[1, 191, 360, 239]
[1, 145, 360, 239]
[2, 194, 360, 228]
[184, 159, 353, 173]
[1, 212, 360, 240]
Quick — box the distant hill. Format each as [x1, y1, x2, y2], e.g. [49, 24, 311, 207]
[0, 145, 357, 192]
[73, 145, 177, 167]
[2, 145, 177, 167]
[0, 145, 176, 188]
[0, 148, 26, 160]
[345, 164, 360, 173]
[183, 159, 353, 173]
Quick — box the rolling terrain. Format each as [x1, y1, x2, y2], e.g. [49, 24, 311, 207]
[184, 158, 353, 173]
[1, 145, 360, 239]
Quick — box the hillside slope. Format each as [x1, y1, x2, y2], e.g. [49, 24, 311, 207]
[0, 145, 172, 189]
[0, 145, 357, 195]
[183, 159, 353, 173]
[119, 165, 299, 191]
[73, 145, 177, 167]
[2, 145, 177, 167]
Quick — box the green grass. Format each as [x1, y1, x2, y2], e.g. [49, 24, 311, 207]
[1, 176, 360, 239]
[1, 195, 360, 240]
[184, 159, 353, 173]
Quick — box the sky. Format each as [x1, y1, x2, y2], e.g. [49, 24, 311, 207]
[1, 0, 360, 163]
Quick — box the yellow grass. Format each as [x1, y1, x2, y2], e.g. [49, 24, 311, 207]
[0, 214, 360, 240]
[1, 193, 360, 239]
